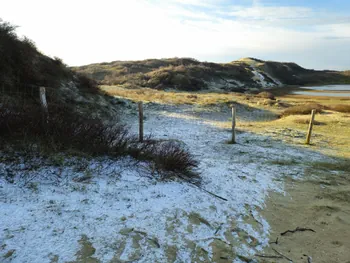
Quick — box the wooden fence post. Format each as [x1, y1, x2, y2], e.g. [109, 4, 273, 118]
[39, 87, 49, 127]
[305, 109, 316, 145]
[231, 106, 236, 144]
[138, 101, 144, 142]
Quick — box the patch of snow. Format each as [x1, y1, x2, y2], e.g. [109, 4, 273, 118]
[206, 78, 245, 91]
[229, 79, 244, 87]
[205, 80, 227, 90]
[250, 66, 276, 88]
[0, 104, 332, 262]
[263, 72, 283, 86]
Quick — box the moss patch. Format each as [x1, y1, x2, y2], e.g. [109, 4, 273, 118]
[188, 212, 211, 227]
[68, 235, 99, 263]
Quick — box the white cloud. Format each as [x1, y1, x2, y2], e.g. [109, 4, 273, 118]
[226, 6, 312, 20]
[167, 0, 219, 8]
[1, 0, 350, 69]
[218, 5, 350, 26]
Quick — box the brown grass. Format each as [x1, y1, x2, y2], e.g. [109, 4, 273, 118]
[101, 85, 245, 105]
[256, 91, 275, 100]
[101, 85, 350, 159]
[326, 104, 350, 113]
[282, 103, 325, 116]
[293, 118, 324, 125]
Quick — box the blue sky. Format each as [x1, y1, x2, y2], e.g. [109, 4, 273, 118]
[2, 0, 350, 69]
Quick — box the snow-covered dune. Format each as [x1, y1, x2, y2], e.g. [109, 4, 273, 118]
[0, 104, 331, 263]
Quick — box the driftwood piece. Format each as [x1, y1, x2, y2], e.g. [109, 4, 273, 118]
[214, 223, 224, 235]
[200, 188, 228, 201]
[250, 210, 263, 227]
[269, 237, 279, 244]
[272, 248, 293, 262]
[303, 254, 312, 263]
[178, 175, 228, 201]
[255, 254, 283, 259]
[280, 227, 315, 236]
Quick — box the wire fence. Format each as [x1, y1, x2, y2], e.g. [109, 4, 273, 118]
[237, 110, 279, 122]
[1, 84, 58, 105]
[1, 86, 316, 145]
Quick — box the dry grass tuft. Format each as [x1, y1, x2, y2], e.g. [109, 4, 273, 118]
[101, 86, 240, 105]
[282, 103, 325, 116]
[293, 118, 324, 125]
[256, 91, 275, 100]
[150, 141, 199, 178]
[326, 104, 350, 113]
[129, 140, 200, 181]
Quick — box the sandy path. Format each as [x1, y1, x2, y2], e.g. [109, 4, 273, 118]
[262, 170, 350, 263]
[138, 104, 344, 262]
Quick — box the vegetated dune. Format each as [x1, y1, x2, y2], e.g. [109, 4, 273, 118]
[1, 19, 199, 178]
[72, 57, 350, 92]
[342, 70, 350, 76]
[0, 19, 121, 120]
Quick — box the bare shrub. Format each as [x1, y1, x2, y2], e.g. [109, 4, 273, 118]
[187, 94, 198, 100]
[129, 140, 199, 181]
[0, 101, 129, 156]
[76, 73, 100, 94]
[282, 103, 324, 116]
[150, 141, 199, 174]
[45, 105, 130, 155]
[0, 101, 199, 179]
[256, 91, 275, 100]
[0, 102, 41, 137]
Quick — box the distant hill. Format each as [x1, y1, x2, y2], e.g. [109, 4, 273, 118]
[72, 57, 350, 92]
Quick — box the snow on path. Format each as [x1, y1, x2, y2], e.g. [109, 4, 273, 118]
[0, 104, 330, 263]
